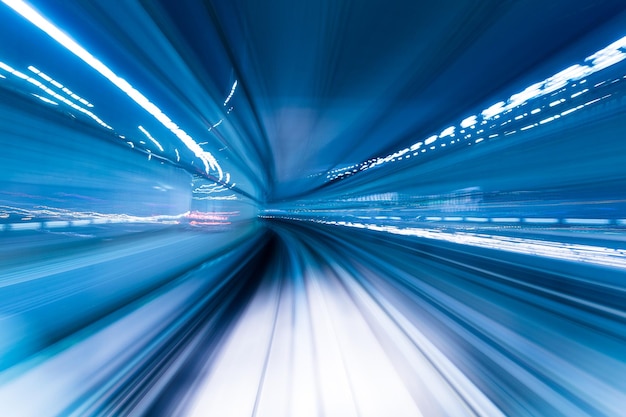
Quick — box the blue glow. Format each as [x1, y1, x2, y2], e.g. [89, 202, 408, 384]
[1, 0, 224, 180]
[1, 2, 626, 416]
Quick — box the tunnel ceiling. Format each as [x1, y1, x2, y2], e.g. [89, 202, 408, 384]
[2, 0, 626, 201]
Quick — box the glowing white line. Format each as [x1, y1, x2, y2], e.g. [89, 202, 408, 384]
[563, 218, 610, 225]
[2, 0, 223, 180]
[8, 222, 41, 230]
[1, 60, 112, 129]
[315, 220, 626, 269]
[32, 93, 57, 105]
[492, 217, 520, 223]
[138, 126, 164, 152]
[44, 221, 70, 228]
[223, 80, 237, 106]
[523, 218, 559, 224]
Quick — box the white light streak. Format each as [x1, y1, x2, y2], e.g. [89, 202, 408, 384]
[481, 101, 506, 119]
[524, 218, 559, 224]
[1, 60, 112, 129]
[409, 141, 422, 151]
[138, 125, 165, 152]
[31, 93, 57, 105]
[2, 0, 223, 179]
[439, 126, 455, 137]
[571, 89, 588, 98]
[223, 80, 237, 106]
[563, 218, 610, 225]
[316, 220, 626, 269]
[460, 115, 477, 128]
[28, 65, 94, 107]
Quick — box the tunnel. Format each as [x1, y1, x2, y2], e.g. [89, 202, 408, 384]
[1, 1, 626, 416]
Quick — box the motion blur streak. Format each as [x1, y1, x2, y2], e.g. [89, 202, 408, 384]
[1, 1, 626, 416]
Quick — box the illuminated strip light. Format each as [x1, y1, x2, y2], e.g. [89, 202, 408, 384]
[524, 218, 559, 224]
[45, 220, 70, 228]
[539, 116, 557, 124]
[345, 35, 626, 179]
[465, 217, 489, 222]
[585, 97, 602, 106]
[563, 218, 610, 225]
[492, 217, 520, 223]
[32, 93, 57, 105]
[223, 80, 237, 106]
[480, 37, 625, 118]
[194, 185, 228, 194]
[28, 65, 94, 107]
[409, 141, 423, 151]
[318, 220, 626, 269]
[2, 0, 223, 180]
[138, 125, 164, 152]
[561, 106, 583, 116]
[481, 101, 506, 119]
[193, 195, 238, 200]
[460, 115, 477, 128]
[439, 126, 455, 137]
[0, 205, 187, 228]
[0, 60, 112, 129]
[571, 88, 588, 98]
[8, 222, 42, 230]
